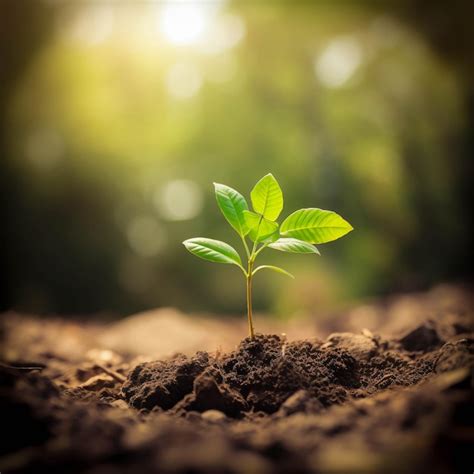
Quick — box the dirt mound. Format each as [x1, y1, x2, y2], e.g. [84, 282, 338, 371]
[123, 351, 210, 410]
[122, 327, 472, 418]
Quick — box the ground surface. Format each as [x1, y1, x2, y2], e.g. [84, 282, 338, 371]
[0, 284, 473, 473]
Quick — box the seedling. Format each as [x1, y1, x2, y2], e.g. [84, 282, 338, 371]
[183, 174, 353, 338]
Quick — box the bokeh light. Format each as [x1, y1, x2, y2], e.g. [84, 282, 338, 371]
[126, 216, 166, 258]
[159, 2, 211, 46]
[315, 36, 363, 88]
[155, 180, 204, 221]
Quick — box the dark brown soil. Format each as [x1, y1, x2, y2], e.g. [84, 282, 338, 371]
[0, 286, 473, 473]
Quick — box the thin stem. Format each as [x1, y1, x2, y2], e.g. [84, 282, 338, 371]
[240, 234, 251, 259]
[237, 263, 248, 277]
[251, 238, 259, 257]
[254, 242, 269, 258]
[246, 259, 255, 338]
[246, 215, 265, 338]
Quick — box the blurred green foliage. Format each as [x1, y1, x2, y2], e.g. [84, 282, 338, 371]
[1, 1, 472, 317]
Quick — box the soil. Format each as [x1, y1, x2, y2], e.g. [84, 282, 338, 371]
[0, 285, 473, 473]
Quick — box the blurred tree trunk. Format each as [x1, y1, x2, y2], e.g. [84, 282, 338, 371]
[0, 0, 52, 309]
[392, 0, 474, 279]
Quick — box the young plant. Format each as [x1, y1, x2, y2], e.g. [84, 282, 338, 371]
[183, 174, 353, 338]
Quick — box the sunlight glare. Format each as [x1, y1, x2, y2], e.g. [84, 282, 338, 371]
[159, 3, 209, 46]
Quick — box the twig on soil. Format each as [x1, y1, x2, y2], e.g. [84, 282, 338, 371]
[96, 363, 126, 383]
[0, 362, 45, 372]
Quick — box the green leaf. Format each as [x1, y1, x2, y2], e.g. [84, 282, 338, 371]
[243, 210, 279, 242]
[214, 183, 249, 237]
[252, 265, 294, 279]
[268, 238, 320, 254]
[183, 238, 242, 266]
[260, 231, 279, 244]
[280, 208, 353, 244]
[250, 173, 283, 221]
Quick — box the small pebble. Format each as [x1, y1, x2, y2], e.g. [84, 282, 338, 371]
[201, 409, 226, 422]
[111, 399, 129, 410]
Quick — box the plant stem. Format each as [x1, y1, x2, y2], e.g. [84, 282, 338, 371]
[245, 214, 266, 339]
[254, 242, 269, 258]
[240, 235, 251, 258]
[246, 258, 255, 338]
